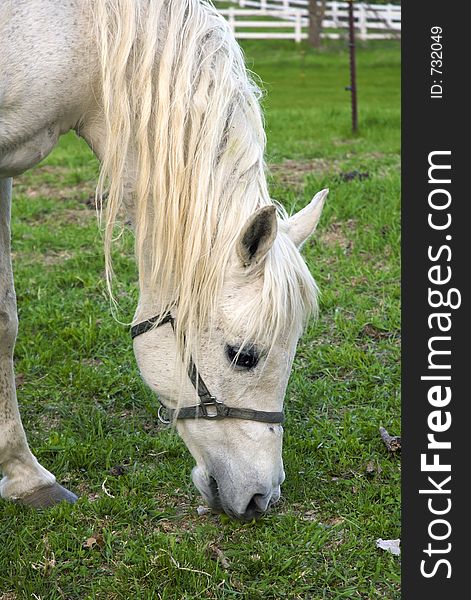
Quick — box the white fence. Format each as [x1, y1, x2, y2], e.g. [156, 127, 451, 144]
[221, 8, 306, 41]
[218, 1, 401, 42]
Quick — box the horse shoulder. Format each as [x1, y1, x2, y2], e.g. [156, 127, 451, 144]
[0, 0, 99, 176]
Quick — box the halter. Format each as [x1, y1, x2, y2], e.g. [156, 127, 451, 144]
[131, 312, 285, 425]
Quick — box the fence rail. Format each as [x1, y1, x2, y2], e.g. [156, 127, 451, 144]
[219, 1, 401, 42]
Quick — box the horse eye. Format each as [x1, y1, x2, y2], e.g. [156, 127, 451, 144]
[226, 345, 259, 370]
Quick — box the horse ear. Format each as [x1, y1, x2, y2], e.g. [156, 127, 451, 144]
[287, 189, 328, 248]
[236, 205, 278, 268]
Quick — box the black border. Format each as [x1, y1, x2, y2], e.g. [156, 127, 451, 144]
[402, 2, 469, 596]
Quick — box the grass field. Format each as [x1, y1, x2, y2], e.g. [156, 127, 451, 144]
[1, 39, 400, 599]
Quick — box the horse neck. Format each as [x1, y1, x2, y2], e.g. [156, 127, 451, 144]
[133, 271, 176, 325]
[78, 113, 172, 324]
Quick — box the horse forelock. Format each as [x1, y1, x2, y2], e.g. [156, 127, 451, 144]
[91, 0, 317, 360]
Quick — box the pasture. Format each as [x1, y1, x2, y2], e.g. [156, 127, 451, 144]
[0, 40, 400, 599]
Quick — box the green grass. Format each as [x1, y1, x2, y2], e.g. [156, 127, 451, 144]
[0, 40, 400, 599]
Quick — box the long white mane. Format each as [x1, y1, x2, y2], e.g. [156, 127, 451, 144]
[91, 0, 318, 356]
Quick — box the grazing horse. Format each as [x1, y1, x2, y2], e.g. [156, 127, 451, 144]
[0, 0, 327, 520]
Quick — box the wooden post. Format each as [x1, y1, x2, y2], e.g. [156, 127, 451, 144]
[331, 0, 339, 27]
[358, 3, 367, 40]
[294, 10, 302, 43]
[228, 7, 235, 34]
[347, 0, 358, 132]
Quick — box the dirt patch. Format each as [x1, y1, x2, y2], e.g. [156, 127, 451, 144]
[25, 208, 95, 227]
[36, 250, 74, 266]
[11, 249, 76, 268]
[81, 358, 104, 368]
[318, 219, 356, 252]
[268, 152, 395, 190]
[38, 412, 62, 431]
[57, 208, 96, 225]
[15, 165, 96, 202]
[337, 170, 369, 183]
[268, 158, 333, 188]
[360, 323, 397, 341]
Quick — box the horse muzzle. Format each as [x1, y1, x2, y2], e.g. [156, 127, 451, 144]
[192, 465, 284, 521]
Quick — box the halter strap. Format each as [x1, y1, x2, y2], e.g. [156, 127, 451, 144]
[130, 313, 174, 339]
[131, 312, 285, 424]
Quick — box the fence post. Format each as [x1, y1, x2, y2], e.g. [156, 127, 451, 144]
[384, 3, 391, 28]
[347, 0, 358, 132]
[331, 1, 339, 27]
[294, 10, 302, 43]
[228, 7, 235, 35]
[386, 3, 395, 29]
[358, 3, 367, 40]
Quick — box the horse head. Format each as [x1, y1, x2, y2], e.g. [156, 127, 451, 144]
[133, 190, 327, 520]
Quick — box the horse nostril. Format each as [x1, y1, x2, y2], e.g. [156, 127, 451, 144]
[244, 493, 270, 519]
[253, 493, 271, 512]
[209, 476, 219, 495]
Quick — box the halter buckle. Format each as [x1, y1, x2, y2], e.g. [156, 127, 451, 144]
[199, 397, 225, 419]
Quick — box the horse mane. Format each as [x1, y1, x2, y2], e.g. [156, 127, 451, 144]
[91, 0, 318, 360]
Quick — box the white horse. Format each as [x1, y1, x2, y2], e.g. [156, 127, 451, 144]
[0, 0, 327, 520]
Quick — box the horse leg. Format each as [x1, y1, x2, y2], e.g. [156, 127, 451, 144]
[0, 178, 77, 506]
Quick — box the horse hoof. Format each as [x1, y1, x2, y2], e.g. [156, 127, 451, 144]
[19, 483, 78, 508]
